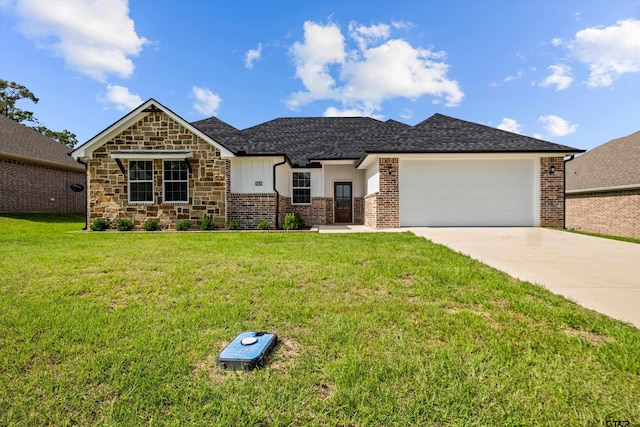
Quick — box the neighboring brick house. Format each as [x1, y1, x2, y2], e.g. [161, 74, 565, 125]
[0, 115, 86, 213]
[566, 130, 640, 238]
[71, 99, 582, 229]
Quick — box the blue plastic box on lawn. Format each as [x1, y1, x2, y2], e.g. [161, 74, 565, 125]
[217, 331, 278, 371]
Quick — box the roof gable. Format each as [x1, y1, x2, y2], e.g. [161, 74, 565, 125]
[566, 130, 640, 190]
[0, 115, 83, 171]
[72, 99, 234, 159]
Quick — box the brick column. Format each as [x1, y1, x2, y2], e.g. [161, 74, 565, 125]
[377, 157, 399, 228]
[540, 157, 565, 227]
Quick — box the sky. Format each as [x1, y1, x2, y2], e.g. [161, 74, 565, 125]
[1, 0, 639, 151]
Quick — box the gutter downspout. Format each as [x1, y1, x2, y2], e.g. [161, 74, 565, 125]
[563, 155, 575, 229]
[273, 157, 287, 229]
[76, 157, 89, 230]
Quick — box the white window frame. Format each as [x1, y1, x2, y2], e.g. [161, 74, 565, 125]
[163, 160, 189, 203]
[292, 171, 311, 205]
[128, 160, 154, 203]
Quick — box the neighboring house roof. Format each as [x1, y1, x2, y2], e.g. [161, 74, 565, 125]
[0, 114, 84, 171]
[566, 130, 640, 192]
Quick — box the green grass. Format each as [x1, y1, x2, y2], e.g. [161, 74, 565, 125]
[1, 214, 639, 426]
[559, 228, 640, 245]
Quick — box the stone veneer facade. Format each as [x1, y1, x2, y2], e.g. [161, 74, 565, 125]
[87, 111, 227, 229]
[540, 156, 565, 227]
[566, 189, 640, 239]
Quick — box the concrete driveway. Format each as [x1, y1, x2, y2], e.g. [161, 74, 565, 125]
[406, 227, 640, 328]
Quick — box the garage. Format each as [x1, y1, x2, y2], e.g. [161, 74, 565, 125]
[399, 158, 538, 226]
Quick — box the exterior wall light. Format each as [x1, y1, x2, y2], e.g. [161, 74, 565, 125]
[549, 165, 556, 174]
[387, 164, 394, 175]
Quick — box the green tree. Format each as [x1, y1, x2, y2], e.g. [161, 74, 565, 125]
[0, 79, 78, 147]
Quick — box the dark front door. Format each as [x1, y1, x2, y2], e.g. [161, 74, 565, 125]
[334, 182, 352, 223]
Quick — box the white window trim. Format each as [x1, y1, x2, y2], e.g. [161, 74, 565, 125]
[163, 161, 189, 204]
[291, 171, 312, 205]
[128, 160, 154, 204]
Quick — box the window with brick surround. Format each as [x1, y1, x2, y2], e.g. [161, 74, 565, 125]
[128, 160, 153, 203]
[163, 161, 189, 203]
[292, 172, 311, 204]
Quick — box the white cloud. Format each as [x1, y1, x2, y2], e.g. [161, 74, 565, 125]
[539, 115, 577, 137]
[400, 109, 412, 120]
[13, 0, 148, 81]
[288, 21, 345, 107]
[103, 85, 142, 110]
[244, 43, 262, 69]
[322, 107, 366, 117]
[192, 86, 222, 116]
[504, 69, 525, 82]
[539, 64, 573, 91]
[496, 118, 522, 134]
[489, 69, 525, 86]
[348, 21, 390, 50]
[551, 38, 563, 47]
[287, 20, 464, 116]
[569, 19, 640, 87]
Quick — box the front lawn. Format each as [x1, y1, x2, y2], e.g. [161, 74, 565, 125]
[1, 214, 639, 426]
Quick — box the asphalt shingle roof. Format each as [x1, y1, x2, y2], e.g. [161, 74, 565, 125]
[192, 113, 582, 167]
[566, 130, 640, 191]
[0, 115, 84, 171]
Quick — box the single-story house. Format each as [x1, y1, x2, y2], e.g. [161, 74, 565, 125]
[0, 114, 86, 213]
[71, 99, 583, 229]
[566, 130, 640, 238]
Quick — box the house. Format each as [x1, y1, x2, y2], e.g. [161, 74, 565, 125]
[71, 99, 582, 229]
[0, 115, 86, 213]
[566, 130, 640, 238]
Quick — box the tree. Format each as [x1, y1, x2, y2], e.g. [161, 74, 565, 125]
[0, 79, 78, 147]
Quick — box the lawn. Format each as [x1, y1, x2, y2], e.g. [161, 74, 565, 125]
[1, 214, 639, 426]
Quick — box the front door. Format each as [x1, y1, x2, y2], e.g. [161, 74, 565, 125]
[334, 182, 352, 223]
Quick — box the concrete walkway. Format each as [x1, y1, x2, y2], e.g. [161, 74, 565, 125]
[406, 227, 640, 328]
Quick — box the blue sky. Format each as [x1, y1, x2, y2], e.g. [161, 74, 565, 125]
[1, 0, 639, 151]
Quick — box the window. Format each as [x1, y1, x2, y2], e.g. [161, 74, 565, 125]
[163, 161, 189, 203]
[129, 160, 153, 203]
[292, 172, 311, 204]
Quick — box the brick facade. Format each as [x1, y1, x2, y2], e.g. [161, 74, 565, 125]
[540, 157, 565, 227]
[375, 157, 400, 228]
[279, 196, 332, 227]
[228, 193, 277, 229]
[364, 192, 377, 228]
[0, 158, 86, 213]
[87, 112, 227, 229]
[566, 189, 640, 238]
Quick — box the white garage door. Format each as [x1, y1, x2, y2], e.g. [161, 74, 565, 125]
[399, 159, 537, 226]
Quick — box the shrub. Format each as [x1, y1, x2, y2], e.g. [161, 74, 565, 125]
[176, 220, 191, 231]
[89, 217, 110, 231]
[200, 216, 217, 231]
[283, 212, 305, 230]
[116, 218, 134, 231]
[256, 219, 270, 230]
[227, 219, 240, 230]
[143, 219, 160, 231]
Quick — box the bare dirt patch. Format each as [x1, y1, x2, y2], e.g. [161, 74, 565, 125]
[270, 337, 301, 371]
[563, 328, 612, 346]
